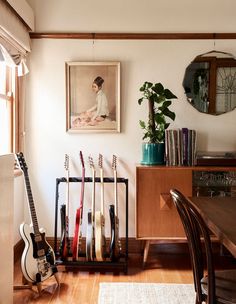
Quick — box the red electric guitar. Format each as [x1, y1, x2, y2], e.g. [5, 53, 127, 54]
[72, 151, 85, 261]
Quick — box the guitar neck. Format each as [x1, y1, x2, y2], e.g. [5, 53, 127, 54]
[80, 167, 85, 211]
[91, 168, 96, 218]
[65, 169, 69, 217]
[113, 168, 118, 216]
[100, 168, 104, 215]
[24, 171, 40, 236]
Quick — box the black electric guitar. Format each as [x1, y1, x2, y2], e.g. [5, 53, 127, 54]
[95, 154, 106, 261]
[60, 154, 70, 260]
[16, 152, 57, 284]
[86, 156, 96, 261]
[72, 151, 85, 260]
[109, 155, 121, 261]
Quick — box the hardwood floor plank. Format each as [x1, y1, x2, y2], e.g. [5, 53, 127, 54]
[13, 249, 236, 303]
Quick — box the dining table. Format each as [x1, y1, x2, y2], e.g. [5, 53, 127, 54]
[188, 196, 236, 258]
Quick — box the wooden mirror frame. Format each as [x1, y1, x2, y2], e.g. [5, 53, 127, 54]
[183, 51, 236, 115]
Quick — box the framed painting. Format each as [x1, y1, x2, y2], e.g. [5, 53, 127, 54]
[66, 61, 120, 132]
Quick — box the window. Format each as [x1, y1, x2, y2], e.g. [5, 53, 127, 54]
[0, 63, 17, 154]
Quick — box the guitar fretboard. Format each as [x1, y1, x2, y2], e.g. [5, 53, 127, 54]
[24, 171, 40, 236]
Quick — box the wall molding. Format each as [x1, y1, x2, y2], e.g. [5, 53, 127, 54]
[30, 32, 236, 40]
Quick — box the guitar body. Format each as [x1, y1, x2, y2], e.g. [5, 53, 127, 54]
[59, 204, 66, 256]
[62, 216, 70, 260]
[109, 204, 121, 261]
[95, 211, 106, 261]
[72, 208, 81, 260]
[20, 222, 55, 283]
[86, 210, 94, 261]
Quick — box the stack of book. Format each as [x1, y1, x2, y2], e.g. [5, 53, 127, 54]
[165, 128, 197, 166]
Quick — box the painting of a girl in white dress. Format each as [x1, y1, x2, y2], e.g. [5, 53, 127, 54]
[66, 62, 120, 132]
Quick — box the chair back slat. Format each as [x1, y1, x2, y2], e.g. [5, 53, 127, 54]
[170, 189, 216, 304]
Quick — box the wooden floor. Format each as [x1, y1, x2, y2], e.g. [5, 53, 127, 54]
[13, 245, 236, 304]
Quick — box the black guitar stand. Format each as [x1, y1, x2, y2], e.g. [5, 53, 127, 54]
[54, 177, 129, 273]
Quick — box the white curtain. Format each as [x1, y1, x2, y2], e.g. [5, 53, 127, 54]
[0, 0, 32, 75]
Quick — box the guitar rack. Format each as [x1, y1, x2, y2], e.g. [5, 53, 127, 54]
[54, 176, 129, 273]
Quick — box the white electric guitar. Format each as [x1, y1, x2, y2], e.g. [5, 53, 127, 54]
[86, 156, 96, 261]
[16, 152, 58, 287]
[95, 154, 106, 261]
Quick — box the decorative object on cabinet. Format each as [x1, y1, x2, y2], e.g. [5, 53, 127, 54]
[183, 50, 236, 115]
[136, 165, 236, 265]
[196, 151, 236, 166]
[138, 81, 177, 165]
[66, 61, 120, 133]
[165, 128, 197, 166]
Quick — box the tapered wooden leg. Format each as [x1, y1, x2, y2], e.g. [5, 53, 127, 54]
[143, 240, 150, 267]
[54, 272, 60, 285]
[36, 282, 42, 294]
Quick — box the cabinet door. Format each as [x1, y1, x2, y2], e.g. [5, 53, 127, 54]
[136, 167, 192, 239]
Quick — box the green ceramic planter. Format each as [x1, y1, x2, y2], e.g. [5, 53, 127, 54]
[141, 143, 165, 165]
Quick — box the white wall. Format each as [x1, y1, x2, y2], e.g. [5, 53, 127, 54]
[25, 0, 236, 237]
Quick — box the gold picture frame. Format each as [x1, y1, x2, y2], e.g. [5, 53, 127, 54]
[66, 61, 120, 132]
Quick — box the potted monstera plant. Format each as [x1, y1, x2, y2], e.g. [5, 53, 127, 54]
[138, 81, 177, 165]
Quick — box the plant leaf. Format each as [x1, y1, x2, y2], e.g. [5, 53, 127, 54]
[152, 83, 164, 95]
[162, 108, 176, 121]
[155, 113, 166, 125]
[138, 97, 144, 105]
[164, 89, 177, 99]
[139, 120, 146, 128]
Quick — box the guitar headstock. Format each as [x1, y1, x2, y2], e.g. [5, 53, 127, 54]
[88, 156, 94, 170]
[15, 152, 28, 174]
[112, 155, 117, 171]
[98, 153, 103, 169]
[64, 154, 69, 171]
[80, 151, 85, 169]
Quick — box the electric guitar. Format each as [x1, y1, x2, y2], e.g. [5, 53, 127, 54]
[60, 154, 70, 260]
[95, 154, 106, 261]
[16, 152, 57, 284]
[72, 151, 85, 260]
[86, 156, 95, 261]
[109, 155, 121, 261]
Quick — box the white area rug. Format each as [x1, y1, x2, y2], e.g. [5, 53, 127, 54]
[98, 282, 196, 304]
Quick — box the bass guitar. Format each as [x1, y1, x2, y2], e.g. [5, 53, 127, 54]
[95, 153, 106, 261]
[16, 152, 58, 285]
[60, 154, 70, 260]
[72, 151, 85, 261]
[109, 155, 121, 261]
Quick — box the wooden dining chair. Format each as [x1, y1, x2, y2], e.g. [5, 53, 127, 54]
[170, 188, 236, 304]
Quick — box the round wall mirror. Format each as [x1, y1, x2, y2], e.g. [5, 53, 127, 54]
[183, 50, 236, 115]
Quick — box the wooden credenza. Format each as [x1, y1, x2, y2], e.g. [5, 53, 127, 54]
[136, 165, 236, 263]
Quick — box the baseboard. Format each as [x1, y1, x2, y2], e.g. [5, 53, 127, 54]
[45, 237, 189, 255]
[14, 237, 222, 262]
